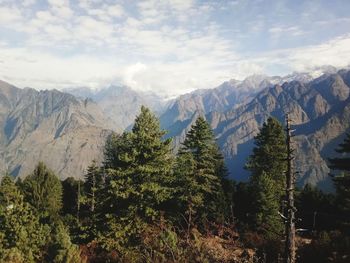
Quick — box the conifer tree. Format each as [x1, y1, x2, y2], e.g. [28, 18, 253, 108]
[0, 175, 49, 262]
[175, 116, 228, 226]
[62, 177, 80, 216]
[22, 162, 63, 219]
[328, 133, 350, 229]
[84, 160, 101, 213]
[47, 223, 83, 263]
[102, 106, 174, 248]
[245, 117, 287, 237]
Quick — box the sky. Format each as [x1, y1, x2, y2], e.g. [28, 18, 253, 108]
[1, 0, 350, 97]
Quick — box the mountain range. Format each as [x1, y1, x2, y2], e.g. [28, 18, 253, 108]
[0, 80, 111, 179]
[1, 66, 349, 191]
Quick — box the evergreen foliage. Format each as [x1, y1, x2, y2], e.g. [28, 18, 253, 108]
[62, 177, 80, 216]
[47, 223, 83, 263]
[295, 184, 335, 231]
[102, 106, 174, 249]
[22, 162, 63, 219]
[245, 117, 287, 237]
[328, 133, 350, 231]
[1, 106, 348, 262]
[0, 175, 49, 262]
[84, 160, 101, 213]
[175, 116, 229, 227]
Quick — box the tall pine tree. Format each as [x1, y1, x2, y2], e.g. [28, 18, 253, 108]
[175, 116, 228, 227]
[245, 117, 287, 237]
[102, 106, 174, 249]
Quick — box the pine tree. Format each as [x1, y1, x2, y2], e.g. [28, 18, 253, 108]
[62, 177, 80, 216]
[102, 106, 174, 249]
[47, 222, 83, 263]
[84, 160, 102, 213]
[245, 117, 287, 237]
[175, 116, 228, 227]
[22, 162, 63, 219]
[328, 133, 350, 230]
[0, 175, 49, 262]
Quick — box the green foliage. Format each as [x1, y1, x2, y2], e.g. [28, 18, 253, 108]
[22, 162, 63, 219]
[246, 117, 287, 190]
[328, 133, 350, 232]
[102, 106, 175, 250]
[174, 117, 229, 227]
[47, 223, 83, 263]
[252, 171, 284, 238]
[84, 160, 102, 213]
[245, 117, 287, 236]
[333, 173, 350, 221]
[0, 175, 49, 262]
[62, 177, 80, 216]
[295, 184, 335, 231]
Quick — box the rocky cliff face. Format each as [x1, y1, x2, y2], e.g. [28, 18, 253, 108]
[160, 70, 350, 191]
[0, 80, 112, 179]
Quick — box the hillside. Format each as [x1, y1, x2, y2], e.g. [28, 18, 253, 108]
[160, 70, 350, 191]
[0, 80, 112, 179]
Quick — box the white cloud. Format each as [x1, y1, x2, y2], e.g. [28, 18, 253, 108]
[269, 25, 305, 37]
[48, 0, 73, 19]
[1, 34, 350, 98]
[287, 35, 350, 71]
[0, 47, 121, 90]
[0, 6, 22, 23]
[0, 1, 350, 98]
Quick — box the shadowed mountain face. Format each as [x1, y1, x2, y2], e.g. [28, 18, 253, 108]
[0, 80, 112, 179]
[160, 70, 350, 191]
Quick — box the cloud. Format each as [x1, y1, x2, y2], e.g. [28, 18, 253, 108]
[287, 35, 350, 71]
[0, 0, 350, 98]
[0, 6, 22, 23]
[1, 33, 350, 98]
[269, 26, 305, 37]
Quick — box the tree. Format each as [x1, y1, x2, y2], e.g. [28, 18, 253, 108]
[175, 116, 228, 227]
[102, 106, 174, 249]
[328, 133, 350, 230]
[0, 175, 49, 262]
[84, 160, 102, 213]
[295, 184, 335, 231]
[46, 223, 83, 263]
[22, 162, 63, 219]
[62, 177, 81, 216]
[245, 117, 287, 237]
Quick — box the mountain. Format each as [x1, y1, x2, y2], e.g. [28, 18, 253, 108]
[0, 80, 112, 179]
[65, 85, 167, 131]
[160, 70, 350, 191]
[2, 67, 348, 190]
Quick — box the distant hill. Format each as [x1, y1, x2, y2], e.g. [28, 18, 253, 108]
[160, 69, 350, 191]
[0, 80, 112, 179]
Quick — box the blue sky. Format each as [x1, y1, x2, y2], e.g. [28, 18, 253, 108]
[0, 0, 350, 96]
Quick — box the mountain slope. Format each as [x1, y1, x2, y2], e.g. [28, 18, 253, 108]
[0, 80, 112, 179]
[160, 70, 350, 191]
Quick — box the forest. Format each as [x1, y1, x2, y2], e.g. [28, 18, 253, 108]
[0, 106, 349, 263]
